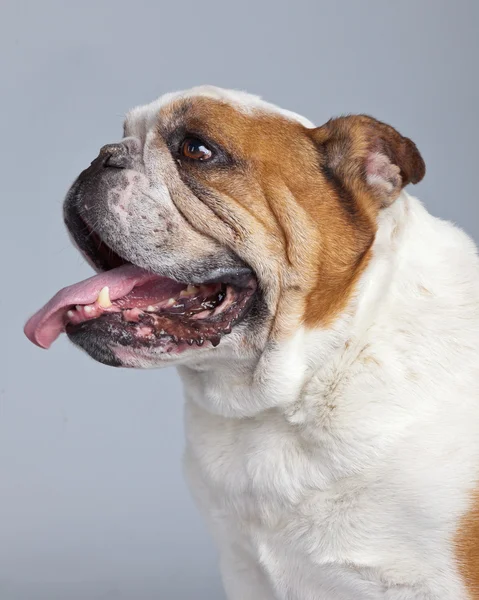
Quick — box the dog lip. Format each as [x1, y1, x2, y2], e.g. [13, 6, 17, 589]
[64, 191, 256, 289]
[187, 265, 255, 288]
[68, 207, 256, 290]
[64, 199, 130, 273]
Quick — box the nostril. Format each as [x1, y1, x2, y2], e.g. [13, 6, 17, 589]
[103, 153, 126, 169]
[95, 142, 137, 169]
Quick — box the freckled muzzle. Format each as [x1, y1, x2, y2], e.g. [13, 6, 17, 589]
[65, 139, 146, 242]
[63, 135, 247, 280]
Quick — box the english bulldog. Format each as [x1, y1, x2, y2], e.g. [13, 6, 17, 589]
[25, 86, 479, 599]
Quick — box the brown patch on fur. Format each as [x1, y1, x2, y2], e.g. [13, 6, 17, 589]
[156, 98, 425, 334]
[304, 115, 424, 326]
[456, 489, 479, 598]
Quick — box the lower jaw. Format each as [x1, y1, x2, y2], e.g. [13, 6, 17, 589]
[66, 321, 237, 368]
[67, 328, 203, 367]
[66, 314, 234, 352]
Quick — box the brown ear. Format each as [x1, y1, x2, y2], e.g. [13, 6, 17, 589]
[312, 115, 425, 207]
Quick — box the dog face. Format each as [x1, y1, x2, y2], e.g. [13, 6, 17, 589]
[25, 86, 424, 369]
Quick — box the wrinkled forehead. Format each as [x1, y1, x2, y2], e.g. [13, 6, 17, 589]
[123, 85, 315, 141]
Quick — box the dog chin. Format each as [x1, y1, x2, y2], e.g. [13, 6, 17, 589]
[66, 326, 220, 369]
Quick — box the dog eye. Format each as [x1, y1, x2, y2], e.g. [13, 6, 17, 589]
[181, 137, 213, 161]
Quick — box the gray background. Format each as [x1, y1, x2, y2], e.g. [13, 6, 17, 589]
[1, 0, 478, 598]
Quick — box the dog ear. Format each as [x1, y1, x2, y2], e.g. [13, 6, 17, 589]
[312, 115, 425, 207]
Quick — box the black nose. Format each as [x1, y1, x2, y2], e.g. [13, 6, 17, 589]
[79, 138, 141, 182]
[99, 143, 129, 169]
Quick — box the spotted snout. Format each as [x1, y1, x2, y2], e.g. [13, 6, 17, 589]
[63, 137, 249, 285]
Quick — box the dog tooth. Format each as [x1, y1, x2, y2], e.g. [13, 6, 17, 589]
[146, 305, 156, 312]
[166, 298, 176, 306]
[187, 339, 194, 346]
[97, 286, 112, 308]
[84, 305, 93, 314]
[180, 285, 199, 298]
[211, 336, 221, 347]
[66, 310, 75, 320]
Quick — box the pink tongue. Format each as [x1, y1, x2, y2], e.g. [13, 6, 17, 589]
[24, 264, 160, 349]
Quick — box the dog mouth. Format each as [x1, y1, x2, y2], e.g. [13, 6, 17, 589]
[24, 216, 258, 354]
[65, 267, 257, 350]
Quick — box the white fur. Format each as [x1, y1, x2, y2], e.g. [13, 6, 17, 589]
[182, 193, 479, 599]
[124, 88, 479, 598]
[124, 85, 315, 138]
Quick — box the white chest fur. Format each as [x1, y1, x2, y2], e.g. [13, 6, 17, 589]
[181, 195, 479, 599]
[183, 368, 474, 599]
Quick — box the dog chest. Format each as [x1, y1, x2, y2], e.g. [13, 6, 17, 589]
[185, 400, 387, 565]
[184, 396, 473, 599]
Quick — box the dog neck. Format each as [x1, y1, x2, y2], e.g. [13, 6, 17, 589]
[178, 192, 413, 420]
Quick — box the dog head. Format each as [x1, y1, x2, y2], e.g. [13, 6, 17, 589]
[25, 86, 425, 369]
